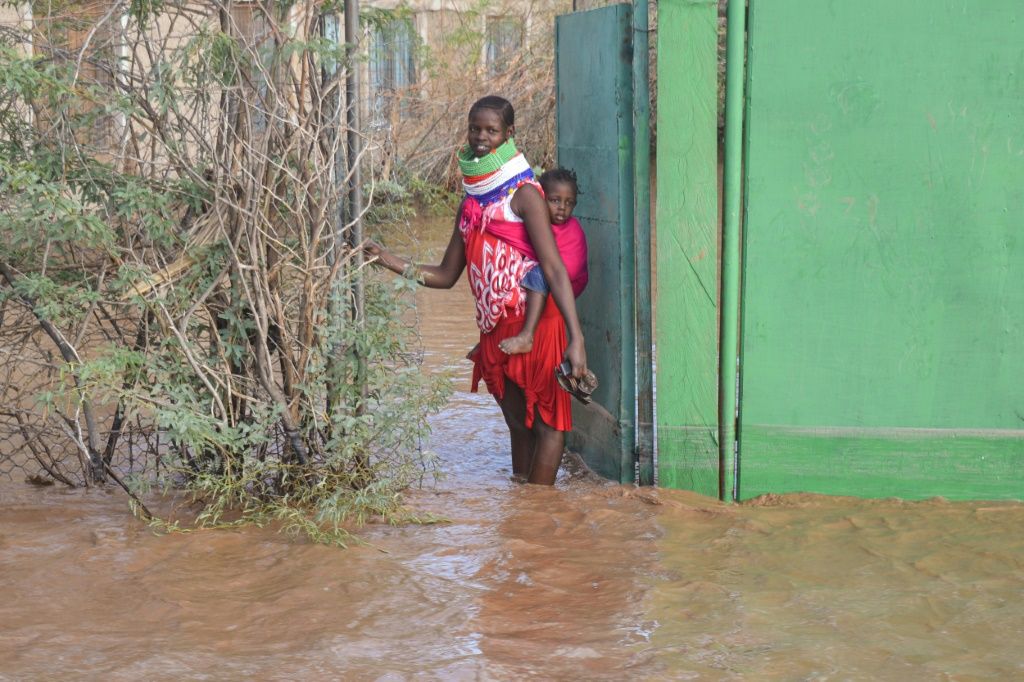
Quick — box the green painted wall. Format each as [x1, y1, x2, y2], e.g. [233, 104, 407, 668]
[738, 0, 1024, 500]
[556, 5, 636, 483]
[654, 0, 720, 496]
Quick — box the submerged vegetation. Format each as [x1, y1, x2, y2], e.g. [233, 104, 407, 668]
[0, 1, 449, 544]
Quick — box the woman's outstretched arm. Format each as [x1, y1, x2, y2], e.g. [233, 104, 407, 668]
[364, 202, 467, 289]
[511, 184, 588, 376]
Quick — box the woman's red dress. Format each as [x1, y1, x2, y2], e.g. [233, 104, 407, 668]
[461, 211, 572, 432]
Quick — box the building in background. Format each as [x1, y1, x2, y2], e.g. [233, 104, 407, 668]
[1, 0, 565, 181]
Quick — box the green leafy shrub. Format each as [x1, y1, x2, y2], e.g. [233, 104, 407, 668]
[0, 1, 449, 545]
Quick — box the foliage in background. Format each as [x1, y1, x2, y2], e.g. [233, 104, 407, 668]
[0, 1, 449, 544]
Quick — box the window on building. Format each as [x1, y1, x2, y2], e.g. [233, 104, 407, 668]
[229, 2, 276, 134]
[31, 0, 119, 153]
[485, 16, 522, 76]
[368, 18, 417, 128]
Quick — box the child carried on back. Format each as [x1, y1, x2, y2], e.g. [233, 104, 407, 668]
[484, 168, 589, 355]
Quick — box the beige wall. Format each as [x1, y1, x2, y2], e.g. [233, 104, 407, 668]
[0, 2, 27, 27]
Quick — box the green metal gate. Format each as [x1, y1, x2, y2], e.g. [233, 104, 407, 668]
[654, 0, 721, 497]
[555, 5, 636, 482]
[735, 0, 1024, 501]
[654, 0, 1024, 501]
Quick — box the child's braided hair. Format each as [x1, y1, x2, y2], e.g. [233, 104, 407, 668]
[538, 167, 581, 196]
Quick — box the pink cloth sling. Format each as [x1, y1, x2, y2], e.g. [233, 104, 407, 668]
[485, 216, 589, 298]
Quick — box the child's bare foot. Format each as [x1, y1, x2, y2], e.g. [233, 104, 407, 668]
[499, 333, 534, 355]
[466, 342, 480, 361]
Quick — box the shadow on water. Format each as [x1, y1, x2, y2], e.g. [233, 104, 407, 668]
[2, 215, 1024, 679]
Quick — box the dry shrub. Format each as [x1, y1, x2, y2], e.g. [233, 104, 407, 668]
[0, 0, 448, 543]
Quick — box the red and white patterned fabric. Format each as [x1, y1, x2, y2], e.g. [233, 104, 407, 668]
[461, 193, 572, 432]
[458, 191, 538, 334]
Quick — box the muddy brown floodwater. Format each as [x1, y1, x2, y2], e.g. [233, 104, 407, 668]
[2, 218, 1024, 680]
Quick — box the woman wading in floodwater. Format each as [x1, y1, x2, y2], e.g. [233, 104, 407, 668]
[365, 95, 588, 485]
